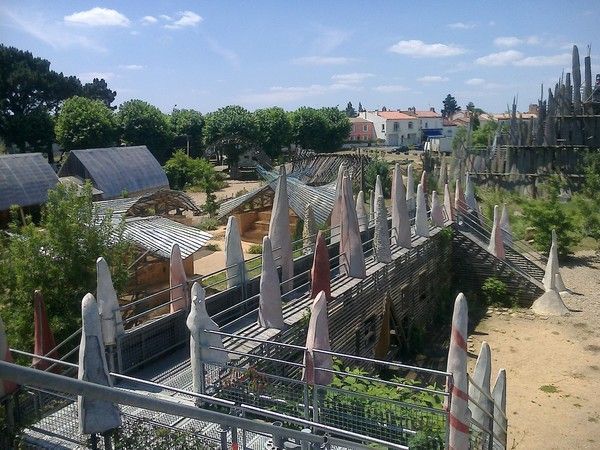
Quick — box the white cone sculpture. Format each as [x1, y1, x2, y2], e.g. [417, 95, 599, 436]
[499, 204, 513, 246]
[438, 161, 447, 191]
[533, 235, 569, 315]
[487, 205, 505, 260]
[170, 243, 189, 313]
[302, 204, 318, 255]
[340, 176, 366, 279]
[268, 165, 294, 292]
[391, 163, 412, 248]
[454, 179, 466, 216]
[492, 369, 508, 448]
[355, 190, 368, 232]
[369, 189, 375, 224]
[406, 164, 415, 214]
[96, 257, 124, 347]
[550, 230, 570, 294]
[469, 342, 493, 433]
[446, 293, 470, 450]
[444, 183, 454, 221]
[415, 183, 429, 238]
[374, 195, 392, 263]
[375, 174, 384, 200]
[330, 163, 346, 244]
[187, 282, 228, 393]
[78, 293, 122, 435]
[225, 216, 246, 288]
[464, 172, 477, 211]
[258, 236, 285, 329]
[430, 191, 445, 227]
[302, 291, 333, 386]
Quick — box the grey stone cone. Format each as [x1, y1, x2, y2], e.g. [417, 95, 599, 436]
[464, 172, 477, 211]
[391, 163, 412, 248]
[492, 369, 507, 448]
[438, 161, 447, 191]
[355, 190, 368, 232]
[534, 232, 569, 315]
[369, 189, 375, 223]
[170, 243, 189, 313]
[488, 205, 505, 259]
[302, 203, 318, 255]
[430, 191, 445, 227]
[96, 257, 124, 347]
[469, 342, 493, 433]
[258, 236, 285, 329]
[78, 293, 121, 435]
[549, 229, 570, 294]
[415, 183, 429, 238]
[340, 176, 366, 279]
[225, 216, 246, 288]
[302, 291, 333, 386]
[374, 195, 392, 263]
[268, 165, 293, 292]
[444, 183, 453, 221]
[187, 282, 228, 393]
[330, 163, 346, 244]
[375, 174, 384, 200]
[500, 204, 513, 246]
[406, 164, 415, 214]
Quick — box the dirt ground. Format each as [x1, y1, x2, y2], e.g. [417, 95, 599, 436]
[467, 250, 600, 449]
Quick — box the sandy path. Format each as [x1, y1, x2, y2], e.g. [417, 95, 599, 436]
[467, 251, 600, 449]
[186, 179, 264, 207]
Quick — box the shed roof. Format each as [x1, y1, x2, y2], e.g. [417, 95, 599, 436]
[0, 153, 59, 210]
[57, 146, 169, 200]
[94, 189, 201, 220]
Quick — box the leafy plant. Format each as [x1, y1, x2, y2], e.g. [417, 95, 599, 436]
[113, 418, 214, 449]
[248, 244, 262, 254]
[365, 158, 391, 198]
[197, 217, 220, 231]
[482, 277, 513, 307]
[204, 243, 221, 252]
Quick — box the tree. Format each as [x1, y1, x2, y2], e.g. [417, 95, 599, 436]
[55, 96, 117, 150]
[290, 107, 328, 151]
[254, 107, 291, 159]
[117, 99, 173, 163]
[82, 78, 117, 109]
[441, 94, 460, 118]
[358, 102, 365, 113]
[0, 183, 131, 354]
[471, 121, 498, 147]
[365, 158, 391, 198]
[170, 108, 204, 157]
[452, 126, 467, 151]
[320, 107, 352, 152]
[466, 101, 475, 112]
[345, 102, 357, 118]
[203, 105, 258, 178]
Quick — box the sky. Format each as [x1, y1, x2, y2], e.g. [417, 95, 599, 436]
[1, 1, 599, 114]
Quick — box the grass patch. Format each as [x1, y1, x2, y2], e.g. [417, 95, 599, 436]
[248, 244, 262, 254]
[197, 217, 220, 231]
[539, 384, 559, 394]
[204, 243, 221, 251]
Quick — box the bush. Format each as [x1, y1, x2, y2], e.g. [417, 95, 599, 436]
[204, 243, 220, 251]
[197, 217, 220, 231]
[248, 244, 262, 254]
[365, 157, 391, 198]
[482, 277, 513, 307]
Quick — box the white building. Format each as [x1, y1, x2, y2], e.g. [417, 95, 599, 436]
[360, 110, 420, 146]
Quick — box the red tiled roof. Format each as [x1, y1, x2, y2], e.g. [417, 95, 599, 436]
[414, 110, 441, 118]
[349, 117, 372, 123]
[377, 111, 414, 120]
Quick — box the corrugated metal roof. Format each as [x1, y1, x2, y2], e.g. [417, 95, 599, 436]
[123, 216, 212, 259]
[58, 146, 169, 199]
[0, 153, 59, 210]
[94, 189, 201, 220]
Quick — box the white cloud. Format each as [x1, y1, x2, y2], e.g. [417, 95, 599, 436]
[203, 33, 240, 67]
[119, 64, 144, 70]
[475, 50, 524, 66]
[240, 83, 352, 105]
[417, 75, 449, 83]
[373, 85, 410, 93]
[292, 56, 355, 66]
[64, 7, 130, 27]
[331, 73, 374, 84]
[159, 14, 172, 21]
[465, 78, 485, 86]
[494, 35, 541, 47]
[312, 26, 351, 54]
[514, 53, 570, 67]
[78, 72, 115, 83]
[141, 15, 158, 25]
[164, 11, 203, 29]
[389, 39, 466, 57]
[448, 22, 475, 29]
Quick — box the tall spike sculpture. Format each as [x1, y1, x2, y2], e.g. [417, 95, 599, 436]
[374, 293, 392, 359]
[355, 190, 368, 232]
[302, 204, 318, 255]
[469, 342, 493, 433]
[444, 183, 453, 221]
[33, 290, 58, 370]
[96, 258, 125, 347]
[375, 174, 384, 200]
[406, 164, 415, 215]
[170, 244, 189, 313]
[269, 165, 293, 292]
[464, 172, 477, 211]
[369, 189, 375, 223]
[310, 231, 332, 301]
[330, 163, 346, 241]
[340, 176, 366, 279]
[488, 205, 505, 260]
[544, 89, 556, 145]
[572, 45, 582, 115]
[258, 236, 285, 329]
[430, 191, 445, 227]
[532, 236, 569, 315]
[584, 55, 592, 102]
[302, 291, 333, 386]
[544, 230, 570, 294]
[492, 369, 507, 448]
[374, 195, 392, 263]
[454, 178, 466, 215]
[225, 216, 246, 288]
[391, 163, 412, 248]
[438, 161, 447, 191]
[415, 183, 429, 238]
[0, 315, 18, 396]
[500, 204, 513, 246]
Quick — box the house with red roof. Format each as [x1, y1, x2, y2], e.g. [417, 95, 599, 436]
[360, 110, 420, 146]
[348, 117, 376, 143]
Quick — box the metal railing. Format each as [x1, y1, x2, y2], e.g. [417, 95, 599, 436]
[467, 374, 508, 450]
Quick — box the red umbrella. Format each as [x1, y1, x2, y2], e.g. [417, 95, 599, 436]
[310, 231, 331, 301]
[0, 315, 18, 396]
[33, 290, 58, 370]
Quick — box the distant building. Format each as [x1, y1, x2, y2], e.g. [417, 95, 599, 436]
[404, 107, 443, 142]
[361, 110, 420, 146]
[58, 146, 169, 200]
[348, 117, 376, 143]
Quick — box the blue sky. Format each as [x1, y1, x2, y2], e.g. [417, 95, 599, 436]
[1, 1, 599, 114]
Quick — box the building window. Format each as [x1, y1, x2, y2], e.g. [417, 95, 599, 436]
[408, 122, 413, 129]
[363, 124, 368, 132]
[381, 124, 385, 132]
[393, 122, 399, 131]
[425, 122, 428, 129]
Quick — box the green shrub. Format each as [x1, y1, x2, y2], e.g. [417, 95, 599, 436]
[248, 244, 262, 254]
[482, 277, 513, 307]
[197, 217, 220, 231]
[365, 157, 391, 198]
[204, 243, 220, 251]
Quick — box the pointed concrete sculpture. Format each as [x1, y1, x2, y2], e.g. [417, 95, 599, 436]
[391, 163, 412, 248]
[268, 165, 294, 292]
[170, 243, 189, 313]
[369, 189, 375, 224]
[302, 204, 318, 255]
[187, 282, 229, 393]
[487, 205, 505, 260]
[78, 293, 122, 435]
[96, 257, 125, 347]
[225, 216, 246, 288]
[492, 369, 507, 448]
[500, 204, 513, 246]
[406, 164, 416, 214]
[415, 183, 429, 238]
[549, 229, 570, 294]
[355, 190, 368, 232]
[446, 293, 470, 450]
[339, 176, 366, 279]
[533, 236, 570, 315]
[33, 290, 58, 370]
[302, 291, 333, 386]
[430, 191, 445, 227]
[469, 342, 493, 433]
[438, 161, 447, 191]
[444, 183, 454, 221]
[330, 163, 346, 244]
[374, 293, 392, 359]
[420, 170, 428, 198]
[464, 172, 477, 211]
[257, 236, 285, 329]
[375, 174, 384, 200]
[0, 315, 18, 397]
[310, 231, 332, 302]
[454, 178, 466, 215]
[374, 195, 393, 263]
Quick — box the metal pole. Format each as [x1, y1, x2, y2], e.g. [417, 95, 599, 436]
[219, 424, 228, 450]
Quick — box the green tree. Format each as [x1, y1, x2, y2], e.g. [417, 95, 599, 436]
[170, 108, 204, 157]
[0, 183, 131, 354]
[254, 107, 291, 159]
[345, 101, 357, 117]
[55, 96, 117, 150]
[82, 78, 117, 109]
[203, 105, 258, 178]
[441, 94, 460, 118]
[320, 107, 352, 152]
[365, 158, 391, 198]
[117, 99, 173, 163]
[290, 107, 328, 151]
[358, 102, 364, 113]
[471, 121, 498, 147]
[452, 126, 467, 151]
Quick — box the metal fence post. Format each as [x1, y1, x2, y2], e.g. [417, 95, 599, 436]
[219, 424, 228, 450]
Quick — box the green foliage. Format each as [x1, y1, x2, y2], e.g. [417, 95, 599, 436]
[320, 107, 352, 152]
[290, 106, 351, 152]
[581, 151, 600, 198]
[0, 183, 131, 354]
[55, 96, 117, 150]
[196, 217, 220, 231]
[81, 78, 116, 109]
[452, 126, 467, 151]
[345, 101, 357, 117]
[471, 121, 498, 147]
[441, 94, 460, 118]
[113, 419, 213, 449]
[365, 158, 391, 198]
[117, 99, 173, 163]
[204, 243, 221, 251]
[248, 244, 262, 254]
[254, 107, 291, 158]
[481, 277, 513, 307]
[170, 108, 204, 157]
